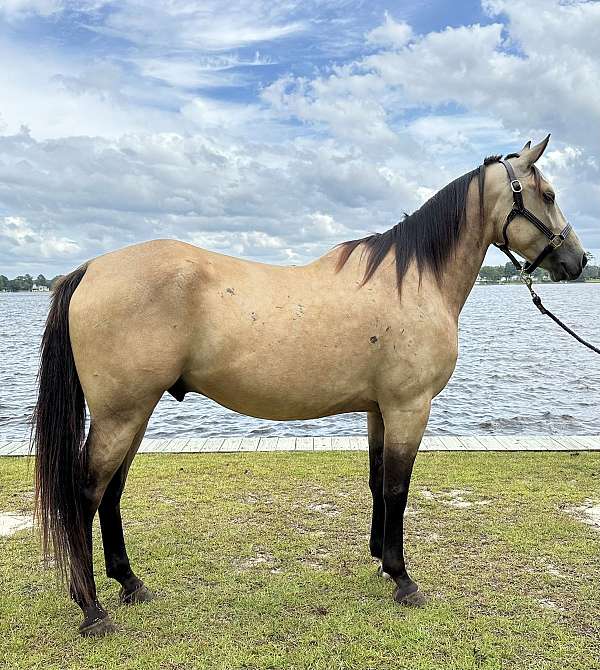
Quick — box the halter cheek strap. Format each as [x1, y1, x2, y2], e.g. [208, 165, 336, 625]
[494, 159, 572, 275]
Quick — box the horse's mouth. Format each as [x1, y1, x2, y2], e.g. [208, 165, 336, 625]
[550, 263, 583, 282]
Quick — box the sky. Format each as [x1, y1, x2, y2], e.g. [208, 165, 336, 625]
[0, 0, 599, 277]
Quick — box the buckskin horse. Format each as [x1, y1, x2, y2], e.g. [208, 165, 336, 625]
[33, 136, 587, 636]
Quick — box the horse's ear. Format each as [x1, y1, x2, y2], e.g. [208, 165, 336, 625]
[521, 140, 531, 151]
[521, 134, 550, 166]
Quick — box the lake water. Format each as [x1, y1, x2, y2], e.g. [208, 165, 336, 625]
[1, 285, 599, 441]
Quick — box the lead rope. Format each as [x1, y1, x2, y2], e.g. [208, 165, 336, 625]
[518, 272, 600, 354]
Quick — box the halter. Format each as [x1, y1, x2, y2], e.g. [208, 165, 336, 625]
[488, 157, 599, 355]
[494, 158, 572, 275]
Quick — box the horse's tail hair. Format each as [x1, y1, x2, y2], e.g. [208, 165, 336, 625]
[33, 263, 91, 601]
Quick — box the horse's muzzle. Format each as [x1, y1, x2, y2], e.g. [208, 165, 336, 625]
[549, 252, 586, 281]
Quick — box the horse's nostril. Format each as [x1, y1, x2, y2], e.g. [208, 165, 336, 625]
[582, 253, 588, 268]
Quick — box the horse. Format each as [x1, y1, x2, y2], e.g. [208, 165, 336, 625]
[32, 135, 587, 636]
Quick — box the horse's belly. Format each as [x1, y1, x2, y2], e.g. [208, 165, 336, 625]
[182, 354, 377, 421]
[195, 388, 374, 421]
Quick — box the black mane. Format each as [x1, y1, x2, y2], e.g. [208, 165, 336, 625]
[336, 157, 504, 292]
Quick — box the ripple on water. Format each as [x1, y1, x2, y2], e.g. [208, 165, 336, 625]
[1, 284, 599, 440]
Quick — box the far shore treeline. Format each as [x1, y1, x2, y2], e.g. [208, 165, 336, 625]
[478, 261, 600, 283]
[0, 273, 61, 292]
[2, 262, 600, 292]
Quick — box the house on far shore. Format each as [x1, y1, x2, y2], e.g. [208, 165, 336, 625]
[31, 284, 50, 292]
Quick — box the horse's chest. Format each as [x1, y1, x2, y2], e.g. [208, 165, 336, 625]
[380, 315, 458, 397]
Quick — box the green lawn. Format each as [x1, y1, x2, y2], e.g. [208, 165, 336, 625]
[1, 452, 599, 670]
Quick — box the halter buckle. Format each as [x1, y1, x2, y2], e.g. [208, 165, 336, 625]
[550, 235, 564, 249]
[510, 179, 523, 193]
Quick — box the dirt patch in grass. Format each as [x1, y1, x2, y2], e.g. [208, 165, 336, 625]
[234, 550, 279, 572]
[306, 502, 339, 516]
[567, 499, 600, 529]
[419, 486, 492, 509]
[0, 512, 33, 537]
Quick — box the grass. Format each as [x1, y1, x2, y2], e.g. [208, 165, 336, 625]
[0, 451, 599, 670]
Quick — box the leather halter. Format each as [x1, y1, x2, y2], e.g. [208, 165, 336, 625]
[494, 159, 572, 275]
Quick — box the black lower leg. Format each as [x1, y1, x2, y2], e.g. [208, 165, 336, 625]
[382, 449, 418, 598]
[368, 411, 385, 560]
[99, 463, 146, 600]
[71, 495, 113, 633]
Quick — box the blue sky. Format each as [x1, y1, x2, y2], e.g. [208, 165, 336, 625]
[0, 0, 599, 276]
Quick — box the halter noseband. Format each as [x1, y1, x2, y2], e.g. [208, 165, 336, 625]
[494, 159, 572, 275]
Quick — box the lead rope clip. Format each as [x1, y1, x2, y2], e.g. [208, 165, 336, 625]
[519, 271, 547, 315]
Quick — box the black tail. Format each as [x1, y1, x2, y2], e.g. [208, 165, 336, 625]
[33, 263, 90, 600]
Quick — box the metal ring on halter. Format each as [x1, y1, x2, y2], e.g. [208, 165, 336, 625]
[510, 179, 523, 193]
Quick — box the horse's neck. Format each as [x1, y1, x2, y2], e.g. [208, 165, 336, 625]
[441, 184, 494, 318]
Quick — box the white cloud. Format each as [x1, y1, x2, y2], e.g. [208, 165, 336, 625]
[0, 0, 63, 19]
[0, 41, 184, 138]
[0, 0, 105, 20]
[180, 97, 263, 132]
[0, 216, 80, 267]
[190, 229, 289, 259]
[262, 74, 399, 152]
[134, 52, 273, 89]
[83, 1, 307, 51]
[407, 114, 510, 154]
[366, 12, 413, 47]
[0, 39, 276, 142]
[300, 212, 349, 239]
[0, 1, 308, 50]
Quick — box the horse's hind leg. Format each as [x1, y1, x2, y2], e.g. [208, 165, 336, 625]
[74, 413, 153, 636]
[368, 410, 385, 564]
[99, 421, 153, 605]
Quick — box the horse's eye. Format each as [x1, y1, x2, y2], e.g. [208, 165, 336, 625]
[544, 191, 555, 204]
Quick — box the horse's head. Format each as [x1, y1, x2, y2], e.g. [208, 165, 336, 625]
[487, 135, 586, 281]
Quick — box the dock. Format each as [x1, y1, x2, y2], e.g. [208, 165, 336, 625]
[1, 435, 599, 456]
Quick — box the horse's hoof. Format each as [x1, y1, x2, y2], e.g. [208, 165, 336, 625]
[393, 586, 426, 607]
[377, 565, 393, 581]
[79, 614, 117, 637]
[119, 583, 153, 605]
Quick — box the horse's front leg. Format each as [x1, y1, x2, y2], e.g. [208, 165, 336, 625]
[380, 397, 430, 606]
